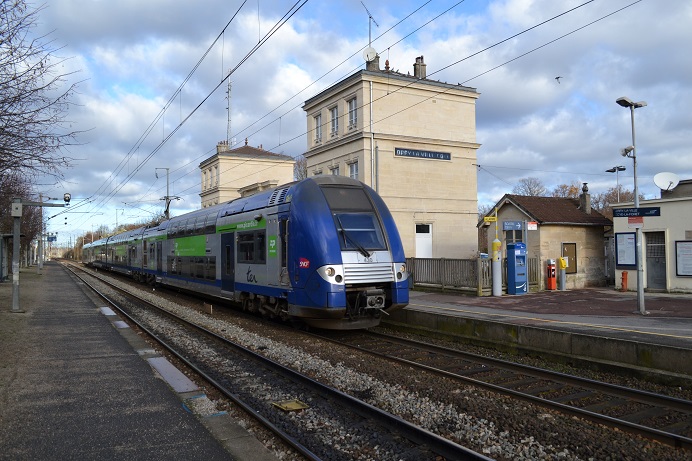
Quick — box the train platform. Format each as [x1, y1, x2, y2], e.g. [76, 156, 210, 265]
[0, 262, 278, 461]
[384, 286, 692, 378]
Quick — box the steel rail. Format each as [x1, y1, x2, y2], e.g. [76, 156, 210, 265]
[66, 263, 492, 461]
[314, 330, 692, 451]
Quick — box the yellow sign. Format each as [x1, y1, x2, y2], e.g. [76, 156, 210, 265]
[484, 216, 497, 222]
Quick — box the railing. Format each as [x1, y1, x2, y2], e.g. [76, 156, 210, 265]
[406, 257, 541, 296]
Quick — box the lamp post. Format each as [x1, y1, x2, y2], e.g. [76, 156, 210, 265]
[605, 166, 626, 202]
[616, 96, 647, 315]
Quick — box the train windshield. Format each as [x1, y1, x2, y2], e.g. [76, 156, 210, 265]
[320, 185, 387, 254]
[334, 213, 386, 253]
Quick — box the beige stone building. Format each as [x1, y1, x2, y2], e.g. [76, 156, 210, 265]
[199, 139, 294, 208]
[302, 55, 480, 258]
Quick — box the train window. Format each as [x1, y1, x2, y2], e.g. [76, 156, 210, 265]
[194, 217, 205, 233]
[321, 186, 374, 211]
[237, 230, 266, 264]
[206, 256, 216, 280]
[237, 232, 255, 263]
[205, 213, 217, 233]
[334, 212, 386, 251]
[186, 219, 195, 235]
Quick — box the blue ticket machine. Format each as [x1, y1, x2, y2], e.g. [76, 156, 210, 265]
[507, 242, 527, 295]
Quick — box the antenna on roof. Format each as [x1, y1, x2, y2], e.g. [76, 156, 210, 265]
[361, 2, 379, 63]
[361, 1, 379, 47]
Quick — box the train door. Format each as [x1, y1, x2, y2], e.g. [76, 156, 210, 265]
[221, 232, 235, 292]
[156, 241, 163, 274]
[279, 218, 289, 286]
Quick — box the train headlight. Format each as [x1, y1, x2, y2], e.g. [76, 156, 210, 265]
[317, 265, 345, 284]
[400, 264, 406, 273]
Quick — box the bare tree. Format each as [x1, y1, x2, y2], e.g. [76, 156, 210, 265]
[293, 154, 308, 180]
[551, 181, 581, 198]
[0, 173, 41, 265]
[592, 186, 637, 220]
[512, 177, 547, 196]
[0, 0, 82, 178]
[477, 203, 494, 221]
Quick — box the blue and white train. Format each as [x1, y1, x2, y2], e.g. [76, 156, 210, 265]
[83, 176, 409, 329]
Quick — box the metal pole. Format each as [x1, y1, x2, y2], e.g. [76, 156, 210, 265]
[11, 198, 23, 313]
[37, 194, 43, 274]
[491, 208, 502, 296]
[630, 106, 647, 315]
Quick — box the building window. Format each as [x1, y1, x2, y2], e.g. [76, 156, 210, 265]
[349, 161, 358, 179]
[313, 169, 323, 176]
[330, 106, 338, 136]
[505, 230, 523, 245]
[215, 165, 219, 186]
[348, 97, 357, 128]
[330, 165, 339, 176]
[203, 171, 207, 190]
[314, 114, 322, 142]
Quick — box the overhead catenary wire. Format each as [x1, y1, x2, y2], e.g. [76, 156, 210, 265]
[69, 0, 641, 233]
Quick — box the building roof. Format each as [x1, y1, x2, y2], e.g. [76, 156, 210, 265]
[199, 140, 294, 167]
[303, 58, 478, 109]
[483, 194, 612, 227]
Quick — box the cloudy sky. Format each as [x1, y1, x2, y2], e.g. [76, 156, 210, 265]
[33, 0, 692, 246]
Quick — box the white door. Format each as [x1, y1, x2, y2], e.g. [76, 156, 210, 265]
[415, 224, 433, 258]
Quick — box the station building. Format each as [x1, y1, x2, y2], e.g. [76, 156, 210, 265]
[302, 55, 481, 259]
[612, 179, 692, 293]
[199, 139, 294, 208]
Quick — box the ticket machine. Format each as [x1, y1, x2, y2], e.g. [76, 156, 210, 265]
[507, 242, 527, 295]
[546, 259, 557, 290]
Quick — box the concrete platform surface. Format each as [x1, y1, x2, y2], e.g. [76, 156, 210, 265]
[406, 287, 692, 347]
[0, 262, 279, 461]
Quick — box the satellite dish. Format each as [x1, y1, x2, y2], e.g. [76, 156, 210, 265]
[363, 46, 377, 62]
[653, 172, 680, 191]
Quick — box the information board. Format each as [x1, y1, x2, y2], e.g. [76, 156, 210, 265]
[676, 241, 692, 276]
[615, 232, 637, 268]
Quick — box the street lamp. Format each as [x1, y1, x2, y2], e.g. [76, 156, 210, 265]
[605, 165, 626, 202]
[616, 96, 647, 315]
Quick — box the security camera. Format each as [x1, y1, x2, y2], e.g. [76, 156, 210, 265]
[64, 192, 71, 204]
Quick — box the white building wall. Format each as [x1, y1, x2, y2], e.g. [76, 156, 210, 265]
[613, 197, 692, 293]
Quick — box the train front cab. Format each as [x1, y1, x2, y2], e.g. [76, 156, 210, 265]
[286, 176, 409, 329]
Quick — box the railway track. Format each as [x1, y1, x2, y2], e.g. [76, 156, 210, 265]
[315, 330, 692, 451]
[67, 264, 491, 461]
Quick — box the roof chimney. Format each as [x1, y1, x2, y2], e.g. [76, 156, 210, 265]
[413, 56, 426, 79]
[580, 182, 591, 214]
[366, 54, 380, 71]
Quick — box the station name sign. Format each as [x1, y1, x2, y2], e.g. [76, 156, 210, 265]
[395, 147, 451, 161]
[613, 207, 661, 218]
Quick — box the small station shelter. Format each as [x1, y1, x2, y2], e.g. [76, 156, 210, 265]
[480, 184, 612, 290]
